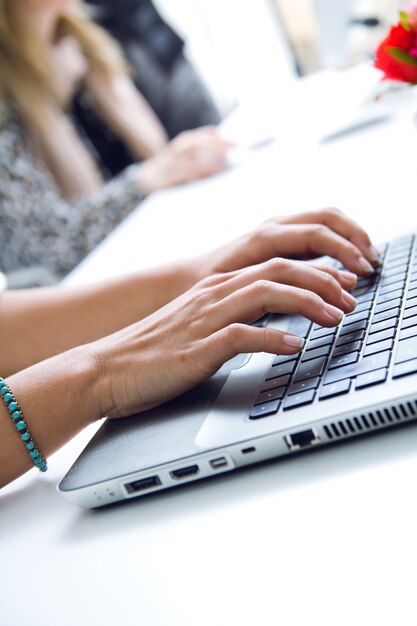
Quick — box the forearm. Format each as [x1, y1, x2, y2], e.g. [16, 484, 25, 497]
[0, 261, 197, 375]
[0, 345, 101, 488]
[85, 72, 168, 160]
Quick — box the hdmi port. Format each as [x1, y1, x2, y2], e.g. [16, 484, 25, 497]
[170, 464, 200, 480]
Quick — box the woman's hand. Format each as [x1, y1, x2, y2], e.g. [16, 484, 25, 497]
[194, 208, 381, 280]
[137, 127, 235, 193]
[91, 257, 358, 419]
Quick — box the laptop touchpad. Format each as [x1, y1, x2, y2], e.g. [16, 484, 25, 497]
[217, 353, 252, 374]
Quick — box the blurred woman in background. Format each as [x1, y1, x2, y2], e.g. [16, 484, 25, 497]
[0, 0, 232, 280]
[76, 0, 222, 177]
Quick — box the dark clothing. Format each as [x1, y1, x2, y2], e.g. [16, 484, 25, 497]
[89, 0, 184, 71]
[76, 0, 221, 177]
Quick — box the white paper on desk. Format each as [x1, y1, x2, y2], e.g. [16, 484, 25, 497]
[218, 64, 417, 149]
[293, 64, 417, 143]
[218, 101, 279, 152]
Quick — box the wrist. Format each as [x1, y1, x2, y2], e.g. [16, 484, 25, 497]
[167, 259, 203, 297]
[8, 344, 104, 447]
[135, 160, 163, 196]
[0, 345, 104, 485]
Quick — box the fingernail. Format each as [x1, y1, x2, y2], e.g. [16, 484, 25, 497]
[283, 335, 304, 350]
[323, 303, 344, 323]
[339, 271, 357, 288]
[368, 245, 381, 265]
[341, 291, 358, 310]
[358, 257, 375, 275]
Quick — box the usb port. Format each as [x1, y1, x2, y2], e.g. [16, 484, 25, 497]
[210, 457, 228, 469]
[125, 475, 161, 494]
[170, 464, 200, 480]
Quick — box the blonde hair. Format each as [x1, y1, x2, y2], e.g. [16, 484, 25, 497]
[0, 0, 127, 128]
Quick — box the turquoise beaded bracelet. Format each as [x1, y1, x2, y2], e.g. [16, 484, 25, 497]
[0, 377, 47, 472]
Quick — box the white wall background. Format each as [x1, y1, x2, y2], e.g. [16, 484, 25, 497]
[155, 0, 404, 113]
[155, 0, 298, 113]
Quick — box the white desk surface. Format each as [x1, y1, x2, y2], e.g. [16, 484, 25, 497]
[2, 66, 417, 626]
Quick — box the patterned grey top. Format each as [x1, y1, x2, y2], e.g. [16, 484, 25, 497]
[0, 107, 144, 278]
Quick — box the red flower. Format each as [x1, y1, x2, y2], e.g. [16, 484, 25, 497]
[375, 24, 417, 83]
[386, 24, 415, 49]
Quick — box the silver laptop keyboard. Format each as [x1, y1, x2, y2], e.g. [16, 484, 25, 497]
[249, 234, 417, 420]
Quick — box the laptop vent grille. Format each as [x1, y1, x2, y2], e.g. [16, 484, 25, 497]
[323, 400, 417, 441]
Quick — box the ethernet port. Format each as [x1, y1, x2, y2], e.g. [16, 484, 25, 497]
[285, 428, 320, 451]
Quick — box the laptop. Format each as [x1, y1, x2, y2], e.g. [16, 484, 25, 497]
[58, 231, 417, 508]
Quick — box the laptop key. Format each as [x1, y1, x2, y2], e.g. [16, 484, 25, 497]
[356, 291, 375, 304]
[392, 358, 417, 379]
[328, 351, 360, 370]
[311, 326, 337, 340]
[339, 319, 367, 335]
[369, 318, 398, 335]
[356, 274, 378, 287]
[345, 300, 373, 315]
[255, 386, 286, 405]
[352, 278, 376, 290]
[379, 281, 405, 296]
[323, 351, 391, 385]
[374, 297, 402, 315]
[399, 326, 417, 341]
[384, 259, 408, 271]
[372, 307, 400, 324]
[306, 334, 335, 351]
[332, 340, 362, 358]
[395, 336, 417, 364]
[355, 368, 387, 389]
[260, 375, 290, 392]
[288, 315, 312, 338]
[403, 306, 417, 320]
[366, 328, 396, 345]
[293, 356, 327, 383]
[351, 285, 376, 298]
[380, 273, 407, 287]
[272, 353, 299, 366]
[376, 289, 403, 305]
[319, 379, 351, 400]
[287, 377, 320, 395]
[382, 267, 407, 280]
[249, 400, 280, 419]
[282, 389, 316, 411]
[301, 345, 331, 361]
[406, 286, 417, 299]
[266, 359, 297, 379]
[336, 329, 365, 346]
[342, 310, 370, 327]
[401, 315, 417, 328]
[363, 338, 393, 357]
[387, 245, 410, 256]
[405, 296, 417, 309]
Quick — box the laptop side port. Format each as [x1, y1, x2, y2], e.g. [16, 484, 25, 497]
[170, 464, 200, 480]
[125, 475, 162, 494]
[209, 457, 228, 470]
[241, 446, 256, 455]
[285, 428, 320, 451]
